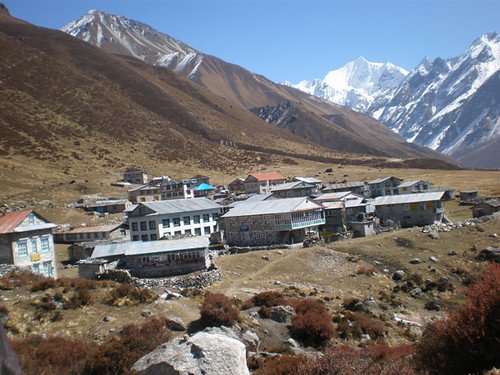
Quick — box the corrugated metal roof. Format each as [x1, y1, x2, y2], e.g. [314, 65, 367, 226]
[92, 236, 210, 258]
[374, 191, 445, 206]
[323, 181, 365, 190]
[0, 210, 32, 234]
[323, 198, 367, 210]
[294, 177, 322, 184]
[271, 181, 313, 192]
[137, 198, 221, 216]
[369, 176, 401, 184]
[222, 197, 323, 218]
[315, 192, 361, 202]
[247, 172, 286, 182]
[62, 224, 122, 234]
[397, 180, 425, 188]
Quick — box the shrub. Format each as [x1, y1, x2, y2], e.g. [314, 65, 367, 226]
[416, 263, 500, 375]
[242, 291, 285, 309]
[200, 292, 239, 327]
[0, 269, 40, 290]
[342, 297, 361, 310]
[105, 283, 157, 306]
[12, 317, 173, 375]
[357, 266, 376, 276]
[65, 288, 92, 309]
[288, 299, 335, 348]
[31, 278, 58, 292]
[337, 311, 385, 339]
[253, 354, 309, 375]
[257, 305, 272, 318]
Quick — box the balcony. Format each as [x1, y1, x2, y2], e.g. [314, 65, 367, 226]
[276, 218, 325, 231]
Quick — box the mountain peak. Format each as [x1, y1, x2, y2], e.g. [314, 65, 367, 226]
[0, 2, 9, 15]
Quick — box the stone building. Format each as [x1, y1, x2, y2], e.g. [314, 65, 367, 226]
[368, 176, 403, 198]
[321, 198, 374, 233]
[123, 168, 148, 184]
[126, 198, 222, 242]
[270, 181, 318, 198]
[0, 210, 57, 278]
[396, 180, 432, 195]
[322, 181, 370, 198]
[228, 178, 245, 194]
[374, 191, 445, 227]
[128, 176, 196, 203]
[243, 172, 286, 194]
[55, 223, 127, 243]
[471, 200, 500, 218]
[221, 197, 325, 247]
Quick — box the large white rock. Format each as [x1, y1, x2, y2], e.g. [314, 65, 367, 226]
[131, 327, 249, 375]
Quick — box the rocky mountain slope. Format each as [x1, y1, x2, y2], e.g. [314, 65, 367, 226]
[378, 33, 500, 168]
[287, 34, 500, 169]
[283, 57, 408, 115]
[61, 10, 448, 161]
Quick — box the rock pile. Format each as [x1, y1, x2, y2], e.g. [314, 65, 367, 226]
[422, 215, 494, 235]
[132, 269, 222, 291]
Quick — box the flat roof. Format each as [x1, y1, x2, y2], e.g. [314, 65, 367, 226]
[397, 180, 427, 188]
[62, 224, 122, 234]
[374, 191, 445, 205]
[92, 236, 210, 258]
[369, 176, 402, 184]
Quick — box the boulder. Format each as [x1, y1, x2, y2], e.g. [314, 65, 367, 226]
[409, 258, 423, 264]
[132, 327, 249, 375]
[271, 305, 296, 324]
[409, 288, 423, 298]
[165, 316, 187, 332]
[392, 270, 405, 281]
[429, 256, 439, 263]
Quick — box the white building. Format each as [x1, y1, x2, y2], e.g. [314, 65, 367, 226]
[126, 198, 222, 241]
[0, 210, 57, 278]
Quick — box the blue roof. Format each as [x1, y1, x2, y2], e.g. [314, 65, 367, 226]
[195, 183, 215, 191]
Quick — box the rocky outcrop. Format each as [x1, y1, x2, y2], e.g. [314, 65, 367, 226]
[131, 327, 249, 375]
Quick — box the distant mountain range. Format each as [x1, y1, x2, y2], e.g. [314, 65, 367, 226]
[285, 33, 500, 169]
[60, 9, 448, 161]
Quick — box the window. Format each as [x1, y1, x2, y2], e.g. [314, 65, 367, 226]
[31, 238, 38, 254]
[43, 262, 52, 277]
[132, 222, 138, 231]
[174, 231, 181, 236]
[195, 228, 202, 236]
[32, 263, 40, 274]
[149, 220, 156, 230]
[185, 229, 192, 235]
[94, 232, 99, 238]
[17, 240, 28, 257]
[202, 214, 210, 222]
[41, 237, 50, 253]
[193, 215, 200, 224]
[28, 213, 35, 225]
[204, 227, 211, 235]
[419, 202, 425, 211]
[173, 217, 181, 226]
[140, 222, 147, 231]
[183, 216, 190, 225]
[403, 204, 410, 212]
[388, 205, 394, 213]
[140, 197, 146, 202]
[213, 213, 219, 220]
[133, 235, 139, 241]
[150, 234, 157, 241]
[162, 219, 170, 227]
[141, 234, 148, 242]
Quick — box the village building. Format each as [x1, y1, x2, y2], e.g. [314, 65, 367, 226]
[194, 183, 216, 198]
[220, 197, 325, 247]
[123, 168, 148, 184]
[0, 210, 57, 278]
[460, 190, 479, 204]
[190, 175, 211, 187]
[320, 197, 374, 233]
[54, 223, 127, 244]
[270, 181, 318, 198]
[374, 191, 446, 227]
[471, 199, 500, 218]
[314, 192, 364, 203]
[243, 172, 287, 194]
[91, 236, 210, 278]
[67, 239, 128, 263]
[396, 180, 432, 195]
[228, 178, 245, 194]
[322, 181, 370, 198]
[76, 198, 131, 214]
[292, 177, 323, 189]
[128, 176, 196, 203]
[368, 176, 403, 198]
[126, 198, 222, 242]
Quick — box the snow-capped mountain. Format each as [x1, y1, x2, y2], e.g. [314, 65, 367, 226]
[379, 32, 500, 167]
[62, 9, 203, 81]
[284, 57, 408, 113]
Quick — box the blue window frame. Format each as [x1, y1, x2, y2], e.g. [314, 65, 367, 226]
[41, 237, 50, 253]
[31, 238, 38, 253]
[18, 240, 28, 257]
[43, 262, 52, 277]
[32, 263, 40, 274]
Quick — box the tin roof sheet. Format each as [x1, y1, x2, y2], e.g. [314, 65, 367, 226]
[62, 224, 122, 234]
[0, 210, 31, 234]
[138, 198, 221, 216]
[374, 191, 445, 206]
[222, 197, 323, 218]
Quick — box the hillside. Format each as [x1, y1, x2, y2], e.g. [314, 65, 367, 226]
[60, 10, 449, 160]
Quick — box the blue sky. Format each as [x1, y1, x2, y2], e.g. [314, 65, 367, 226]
[4, 0, 499, 83]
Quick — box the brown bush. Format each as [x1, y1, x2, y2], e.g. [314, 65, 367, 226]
[12, 317, 172, 375]
[258, 305, 272, 318]
[200, 292, 239, 327]
[342, 297, 361, 310]
[416, 263, 500, 375]
[58, 277, 109, 291]
[253, 354, 309, 375]
[288, 299, 335, 348]
[357, 266, 376, 276]
[0, 269, 40, 290]
[105, 283, 157, 306]
[337, 311, 385, 339]
[242, 291, 285, 310]
[65, 288, 92, 309]
[31, 278, 58, 292]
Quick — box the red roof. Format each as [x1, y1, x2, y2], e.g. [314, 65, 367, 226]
[249, 172, 286, 182]
[0, 210, 32, 234]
